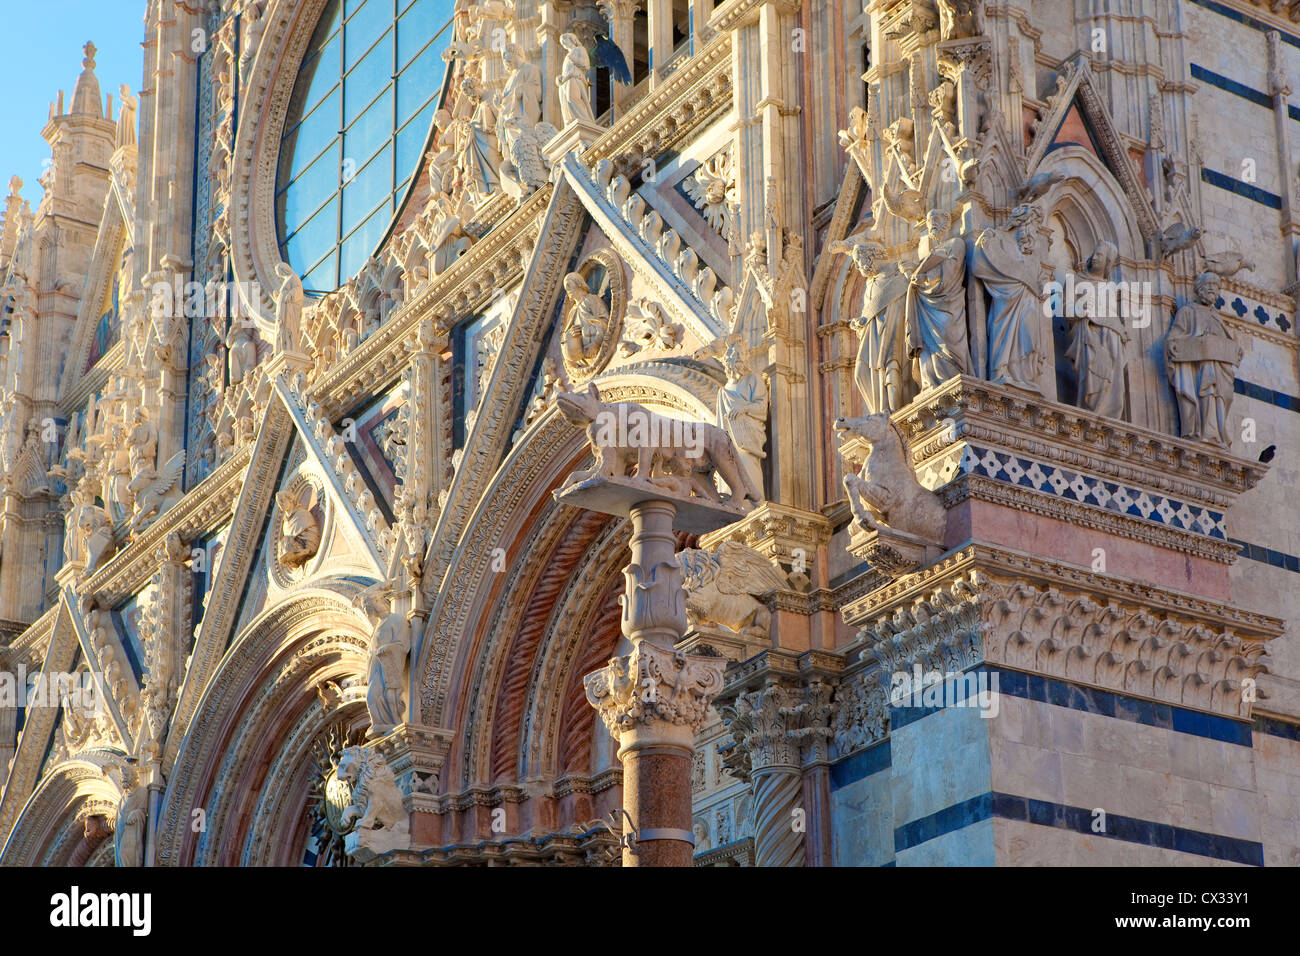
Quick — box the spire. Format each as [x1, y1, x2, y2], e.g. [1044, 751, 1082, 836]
[0, 178, 23, 265]
[70, 41, 103, 117]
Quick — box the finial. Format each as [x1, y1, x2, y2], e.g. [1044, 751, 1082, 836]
[83, 41, 97, 70]
[7, 177, 21, 195]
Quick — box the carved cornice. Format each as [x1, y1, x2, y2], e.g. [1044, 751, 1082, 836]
[699, 501, 833, 569]
[79, 443, 251, 606]
[375, 824, 621, 866]
[895, 376, 1269, 509]
[311, 188, 548, 420]
[552, 767, 623, 798]
[837, 544, 1282, 720]
[942, 473, 1243, 565]
[584, 32, 733, 170]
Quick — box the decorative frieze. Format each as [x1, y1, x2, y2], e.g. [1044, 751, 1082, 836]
[839, 548, 1280, 721]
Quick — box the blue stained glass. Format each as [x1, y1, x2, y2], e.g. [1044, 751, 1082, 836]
[283, 197, 338, 269]
[344, 86, 394, 170]
[397, 41, 440, 120]
[279, 142, 340, 230]
[344, 35, 394, 125]
[345, 7, 390, 73]
[340, 200, 392, 280]
[397, 2, 448, 69]
[278, 0, 452, 292]
[395, 101, 435, 186]
[302, 251, 339, 294]
[343, 144, 393, 228]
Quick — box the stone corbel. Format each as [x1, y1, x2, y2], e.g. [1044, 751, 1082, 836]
[369, 722, 453, 820]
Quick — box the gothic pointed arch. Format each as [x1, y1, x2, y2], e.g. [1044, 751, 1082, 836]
[0, 752, 124, 867]
[154, 585, 370, 866]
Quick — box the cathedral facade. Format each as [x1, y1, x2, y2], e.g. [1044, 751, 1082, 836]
[0, 0, 1298, 867]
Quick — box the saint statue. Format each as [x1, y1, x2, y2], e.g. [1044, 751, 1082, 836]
[495, 44, 553, 198]
[1066, 241, 1129, 419]
[839, 239, 911, 414]
[969, 203, 1049, 395]
[274, 262, 303, 353]
[127, 407, 157, 477]
[455, 77, 501, 203]
[715, 339, 768, 497]
[557, 33, 596, 126]
[559, 271, 610, 377]
[360, 588, 411, 736]
[1165, 271, 1242, 446]
[116, 85, 137, 149]
[905, 209, 969, 390]
[227, 319, 258, 385]
[276, 484, 320, 569]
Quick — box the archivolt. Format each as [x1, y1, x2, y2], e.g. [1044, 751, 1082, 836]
[154, 584, 370, 866]
[0, 753, 124, 867]
[421, 375, 712, 788]
[1035, 146, 1145, 264]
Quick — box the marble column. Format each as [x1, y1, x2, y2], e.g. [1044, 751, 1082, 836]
[717, 650, 839, 866]
[583, 500, 727, 866]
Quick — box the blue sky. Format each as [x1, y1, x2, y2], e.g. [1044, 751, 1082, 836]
[0, 2, 147, 206]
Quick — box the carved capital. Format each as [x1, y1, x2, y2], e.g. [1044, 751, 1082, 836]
[583, 642, 728, 741]
[721, 677, 838, 773]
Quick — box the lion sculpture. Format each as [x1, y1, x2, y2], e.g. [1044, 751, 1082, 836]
[336, 746, 408, 837]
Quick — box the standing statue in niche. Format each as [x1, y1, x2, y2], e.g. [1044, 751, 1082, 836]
[969, 203, 1049, 395]
[274, 262, 304, 353]
[357, 586, 411, 737]
[714, 339, 769, 498]
[557, 33, 596, 126]
[127, 406, 157, 477]
[227, 319, 258, 385]
[1165, 271, 1243, 447]
[833, 238, 912, 414]
[905, 209, 969, 390]
[1066, 240, 1129, 419]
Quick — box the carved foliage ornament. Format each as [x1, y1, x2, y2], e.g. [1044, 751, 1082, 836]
[583, 642, 728, 736]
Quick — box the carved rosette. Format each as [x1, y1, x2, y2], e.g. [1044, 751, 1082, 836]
[583, 642, 727, 740]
